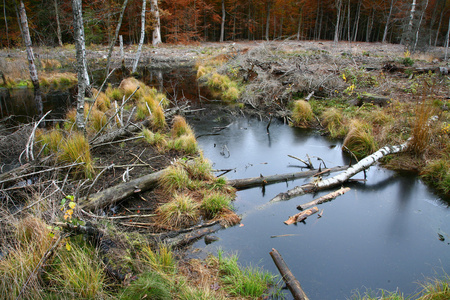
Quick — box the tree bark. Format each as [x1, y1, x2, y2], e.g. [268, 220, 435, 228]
[382, 0, 394, 43]
[445, 16, 450, 60]
[334, 0, 342, 43]
[150, 0, 161, 45]
[297, 187, 350, 211]
[270, 248, 309, 300]
[105, 0, 129, 77]
[220, 0, 225, 42]
[269, 140, 410, 203]
[53, 0, 63, 47]
[132, 0, 146, 73]
[3, 0, 9, 48]
[265, 1, 271, 41]
[226, 166, 349, 190]
[404, 0, 417, 49]
[413, 0, 428, 52]
[72, 0, 89, 131]
[284, 207, 319, 225]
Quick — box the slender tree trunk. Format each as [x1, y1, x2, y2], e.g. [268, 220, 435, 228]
[265, 1, 271, 41]
[220, 0, 225, 42]
[413, 0, 429, 52]
[105, 0, 129, 77]
[383, 0, 394, 43]
[347, 0, 351, 42]
[151, 0, 161, 45]
[296, 6, 303, 40]
[404, 0, 417, 49]
[428, 0, 439, 46]
[445, 16, 450, 60]
[19, 0, 42, 119]
[334, 0, 342, 43]
[353, 0, 362, 41]
[434, 0, 445, 46]
[53, 0, 63, 47]
[132, 0, 146, 73]
[366, 8, 375, 42]
[3, 0, 9, 48]
[72, 0, 89, 131]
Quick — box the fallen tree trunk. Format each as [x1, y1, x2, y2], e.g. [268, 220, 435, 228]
[270, 248, 309, 300]
[227, 166, 349, 189]
[79, 168, 165, 210]
[297, 187, 350, 211]
[284, 207, 319, 225]
[270, 141, 409, 203]
[161, 223, 222, 248]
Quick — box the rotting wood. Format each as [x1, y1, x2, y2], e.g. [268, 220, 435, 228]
[160, 223, 222, 248]
[227, 165, 348, 189]
[270, 248, 309, 300]
[284, 207, 319, 225]
[270, 140, 409, 203]
[297, 187, 350, 211]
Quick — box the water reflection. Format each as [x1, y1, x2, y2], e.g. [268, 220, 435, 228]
[188, 111, 450, 300]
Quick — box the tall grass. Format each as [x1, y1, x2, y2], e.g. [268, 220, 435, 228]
[322, 107, 347, 138]
[291, 100, 314, 127]
[58, 132, 95, 178]
[421, 159, 450, 194]
[120, 271, 172, 300]
[167, 135, 199, 155]
[140, 243, 176, 274]
[342, 119, 377, 158]
[171, 115, 194, 138]
[157, 193, 200, 228]
[159, 164, 191, 192]
[35, 128, 63, 155]
[201, 191, 233, 218]
[408, 101, 434, 156]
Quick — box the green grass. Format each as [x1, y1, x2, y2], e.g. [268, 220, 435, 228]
[184, 156, 214, 181]
[141, 128, 167, 150]
[58, 132, 95, 178]
[216, 250, 276, 298]
[120, 271, 172, 300]
[171, 115, 194, 138]
[421, 159, 450, 194]
[167, 135, 199, 155]
[342, 119, 377, 159]
[159, 164, 191, 193]
[322, 107, 347, 138]
[157, 193, 200, 228]
[291, 100, 314, 127]
[201, 191, 233, 218]
[140, 243, 176, 275]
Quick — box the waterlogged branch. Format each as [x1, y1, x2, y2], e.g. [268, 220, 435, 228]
[270, 141, 410, 203]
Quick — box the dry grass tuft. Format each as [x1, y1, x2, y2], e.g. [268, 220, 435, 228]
[408, 101, 435, 156]
[58, 132, 95, 178]
[322, 107, 347, 138]
[157, 193, 200, 228]
[342, 119, 377, 159]
[171, 115, 194, 138]
[292, 100, 314, 127]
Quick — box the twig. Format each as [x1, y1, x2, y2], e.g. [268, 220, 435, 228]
[81, 209, 156, 219]
[91, 135, 144, 149]
[288, 154, 314, 169]
[23, 110, 52, 162]
[85, 164, 114, 200]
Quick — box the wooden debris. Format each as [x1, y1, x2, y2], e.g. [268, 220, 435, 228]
[284, 207, 319, 225]
[297, 187, 350, 210]
[270, 248, 309, 300]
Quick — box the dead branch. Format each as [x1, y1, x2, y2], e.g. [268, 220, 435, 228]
[297, 187, 350, 211]
[284, 207, 319, 225]
[288, 154, 314, 169]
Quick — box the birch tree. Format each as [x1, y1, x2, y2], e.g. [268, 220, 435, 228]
[72, 0, 89, 131]
[220, 0, 225, 42]
[382, 0, 395, 43]
[334, 0, 342, 43]
[150, 0, 161, 45]
[53, 0, 63, 47]
[132, 0, 146, 73]
[404, 0, 417, 49]
[18, 0, 42, 117]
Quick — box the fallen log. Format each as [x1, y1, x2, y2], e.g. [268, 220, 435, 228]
[270, 140, 409, 203]
[270, 248, 309, 300]
[297, 187, 350, 211]
[227, 165, 348, 190]
[161, 223, 222, 248]
[284, 207, 319, 225]
[79, 168, 165, 210]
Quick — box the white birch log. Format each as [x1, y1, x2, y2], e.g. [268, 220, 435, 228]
[297, 187, 350, 210]
[270, 140, 410, 203]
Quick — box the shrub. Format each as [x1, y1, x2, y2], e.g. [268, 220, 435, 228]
[291, 100, 314, 127]
[157, 193, 200, 227]
[342, 120, 377, 159]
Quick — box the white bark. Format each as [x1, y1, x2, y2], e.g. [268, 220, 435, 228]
[445, 16, 450, 60]
[413, 0, 429, 52]
[19, 0, 39, 88]
[132, 0, 146, 73]
[72, 0, 89, 131]
[150, 0, 161, 45]
[334, 0, 342, 43]
[269, 141, 410, 203]
[382, 0, 395, 43]
[265, 1, 271, 41]
[54, 0, 62, 47]
[405, 0, 417, 49]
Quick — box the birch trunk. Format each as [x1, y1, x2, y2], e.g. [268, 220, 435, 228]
[382, 0, 394, 43]
[105, 0, 129, 77]
[150, 0, 161, 45]
[19, 0, 42, 118]
[72, 0, 89, 131]
[265, 1, 271, 41]
[4, 0, 10, 48]
[220, 0, 225, 42]
[334, 0, 342, 43]
[132, 0, 146, 73]
[413, 0, 428, 52]
[53, 0, 62, 47]
[404, 0, 417, 49]
[444, 16, 450, 60]
[352, 0, 361, 41]
[269, 141, 410, 203]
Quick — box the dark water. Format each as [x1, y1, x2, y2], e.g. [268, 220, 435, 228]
[188, 113, 450, 300]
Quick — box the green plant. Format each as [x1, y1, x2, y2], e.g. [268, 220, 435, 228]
[157, 193, 200, 228]
[88, 107, 107, 133]
[141, 128, 167, 149]
[322, 108, 347, 138]
[159, 164, 191, 192]
[167, 135, 199, 155]
[201, 191, 233, 218]
[58, 132, 95, 178]
[120, 271, 172, 300]
[35, 128, 63, 155]
[184, 157, 214, 181]
[421, 159, 450, 194]
[342, 119, 377, 158]
[417, 272, 450, 299]
[140, 243, 176, 274]
[408, 101, 434, 156]
[171, 115, 194, 138]
[291, 100, 314, 127]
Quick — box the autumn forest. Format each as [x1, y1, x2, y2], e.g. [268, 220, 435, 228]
[1, 0, 450, 50]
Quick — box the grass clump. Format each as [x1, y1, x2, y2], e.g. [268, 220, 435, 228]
[322, 107, 347, 138]
[140, 243, 176, 275]
[105, 83, 123, 101]
[35, 128, 63, 155]
[342, 119, 377, 159]
[87, 107, 107, 134]
[159, 164, 191, 193]
[58, 132, 95, 178]
[120, 271, 172, 300]
[421, 159, 450, 194]
[216, 250, 276, 298]
[201, 191, 233, 218]
[184, 156, 214, 181]
[408, 101, 434, 156]
[417, 272, 450, 300]
[207, 72, 242, 102]
[157, 193, 200, 228]
[171, 115, 194, 138]
[291, 100, 314, 127]
[167, 135, 199, 155]
[141, 128, 167, 150]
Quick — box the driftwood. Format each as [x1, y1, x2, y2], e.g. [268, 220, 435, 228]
[297, 187, 350, 211]
[270, 140, 409, 203]
[226, 165, 348, 189]
[284, 207, 319, 225]
[270, 248, 309, 300]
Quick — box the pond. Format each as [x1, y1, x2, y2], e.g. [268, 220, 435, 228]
[187, 112, 450, 299]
